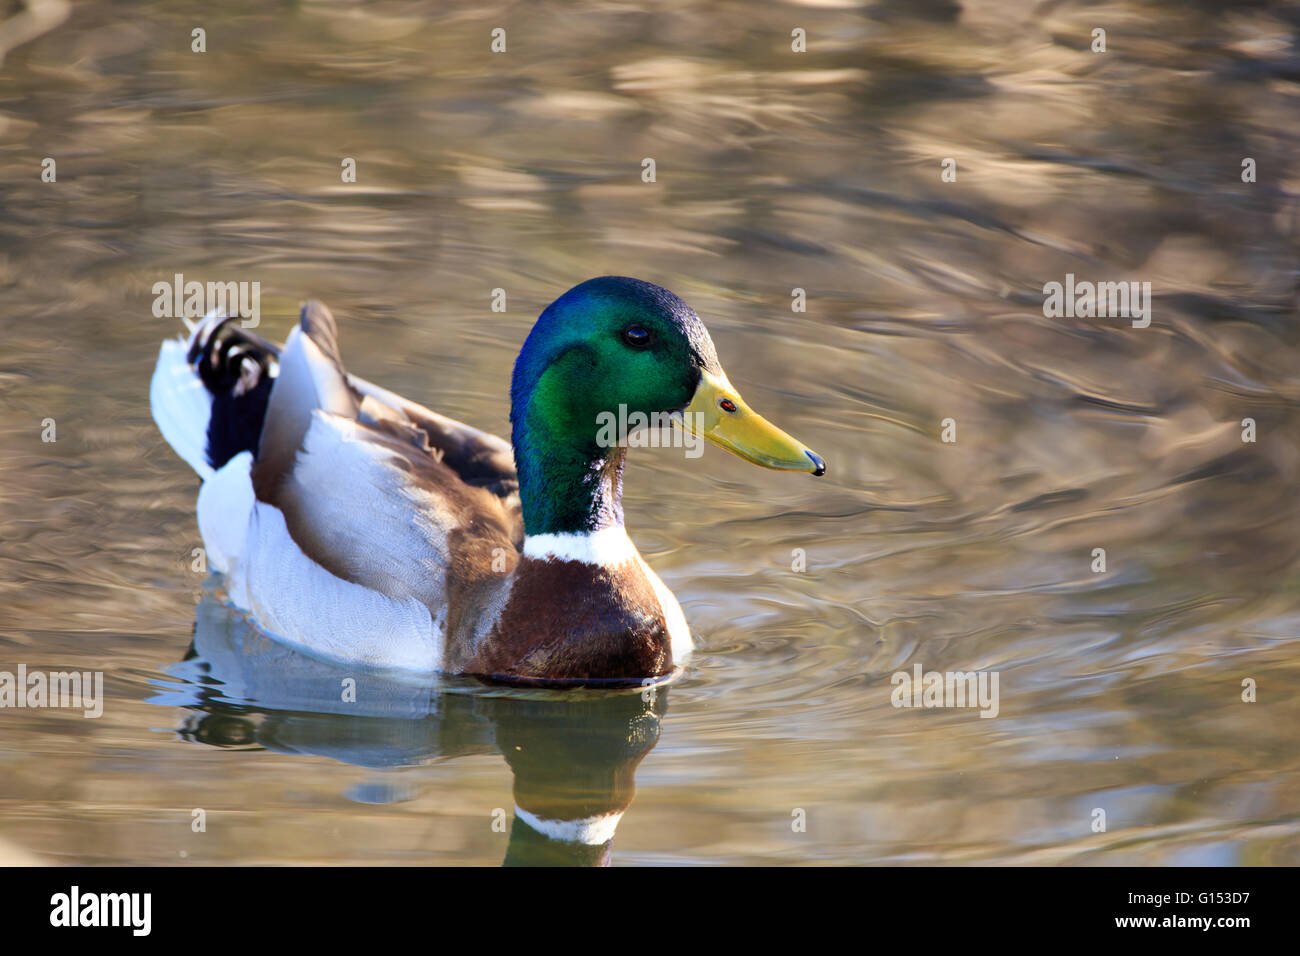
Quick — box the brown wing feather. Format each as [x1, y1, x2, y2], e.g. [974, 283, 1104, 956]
[349, 376, 519, 499]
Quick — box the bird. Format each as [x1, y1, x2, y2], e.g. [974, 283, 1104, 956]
[150, 276, 825, 685]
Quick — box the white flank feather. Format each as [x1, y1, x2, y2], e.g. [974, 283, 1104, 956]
[197, 452, 256, 574]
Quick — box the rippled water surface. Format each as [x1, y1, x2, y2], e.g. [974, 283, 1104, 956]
[2, 0, 1300, 865]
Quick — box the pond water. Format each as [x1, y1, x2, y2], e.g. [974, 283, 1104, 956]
[1, 0, 1298, 865]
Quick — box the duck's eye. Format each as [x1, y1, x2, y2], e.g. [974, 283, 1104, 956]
[622, 325, 652, 349]
[719, 398, 738, 414]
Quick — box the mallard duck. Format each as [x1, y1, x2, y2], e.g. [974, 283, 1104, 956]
[151, 277, 825, 684]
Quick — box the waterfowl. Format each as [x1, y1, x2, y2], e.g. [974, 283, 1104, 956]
[151, 277, 825, 684]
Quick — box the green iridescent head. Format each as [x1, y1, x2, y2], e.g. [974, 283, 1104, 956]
[510, 276, 824, 535]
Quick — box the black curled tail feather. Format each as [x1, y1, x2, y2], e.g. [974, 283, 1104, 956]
[188, 315, 280, 471]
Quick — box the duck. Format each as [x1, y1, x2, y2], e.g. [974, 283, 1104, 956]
[151, 276, 825, 685]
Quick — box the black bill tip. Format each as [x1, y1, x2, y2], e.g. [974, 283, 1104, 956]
[806, 450, 826, 477]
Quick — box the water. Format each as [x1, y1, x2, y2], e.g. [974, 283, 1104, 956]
[2, 0, 1299, 865]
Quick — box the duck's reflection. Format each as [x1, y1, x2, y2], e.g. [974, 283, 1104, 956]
[153, 587, 668, 866]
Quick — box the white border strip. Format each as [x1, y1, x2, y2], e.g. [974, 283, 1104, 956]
[514, 805, 625, 845]
[522, 526, 638, 567]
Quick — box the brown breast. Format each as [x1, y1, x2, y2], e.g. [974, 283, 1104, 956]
[462, 556, 672, 684]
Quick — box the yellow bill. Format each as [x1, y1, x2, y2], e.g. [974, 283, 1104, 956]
[677, 368, 825, 475]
